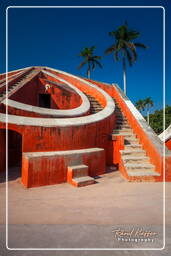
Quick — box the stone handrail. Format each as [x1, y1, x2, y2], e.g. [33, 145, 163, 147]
[113, 83, 171, 158]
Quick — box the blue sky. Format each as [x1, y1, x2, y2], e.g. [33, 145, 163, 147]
[0, 0, 170, 112]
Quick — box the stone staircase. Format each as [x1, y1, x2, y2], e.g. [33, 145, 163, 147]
[67, 164, 95, 187]
[112, 102, 160, 181]
[0, 68, 35, 102]
[84, 93, 103, 114]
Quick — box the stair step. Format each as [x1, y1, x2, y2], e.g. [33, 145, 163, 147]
[116, 116, 125, 119]
[116, 118, 125, 121]
[91, 102, 101, 105]
[124, 138, 139, 145]
[117, 117, 127, 120]
[115, 125, 130, 129]
[127, 170, 160, 177]
[91, 106, 102, 109]
[116, 116, 125, 120]
[91, 108, 102, 110]
[91, 104, 101, 108]
[115, 108, 124, 112]
[90, 100, 99, 102]
[113, 131, 134, 136]
[125, 163, 154, 170]
[91, 106, 102, 108]
[125, 143, 142, 150]
[73, 176, 95, 187]
[122, 155, 149, 164]
[68, 164, 88, 178]
[116, 120, 128, 124]
[91, 111, 101, 113]
[113, 128, 132, 133]
[91, 109, 102, 112]
[87, 94, 94, 97]
[115, 111, 123, 115]
[121, 149, 146, 156]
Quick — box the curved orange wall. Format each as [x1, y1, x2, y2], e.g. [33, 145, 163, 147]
[0, 112, 115, 165]
[9, 77, 81, 111]
[39, 77, 82, 109]
[45, 69, 107, 108]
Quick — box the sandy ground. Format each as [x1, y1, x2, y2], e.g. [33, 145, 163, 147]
[0, 166, 171, 254]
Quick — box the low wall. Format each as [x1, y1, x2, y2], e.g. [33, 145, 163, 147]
[22, 148, 105, 188]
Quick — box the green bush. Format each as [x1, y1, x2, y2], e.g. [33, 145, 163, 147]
[144, 105, 171, 134]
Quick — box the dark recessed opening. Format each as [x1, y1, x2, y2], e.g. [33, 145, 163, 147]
[39, 94, 51, 108]
[0, 129, 22, 182]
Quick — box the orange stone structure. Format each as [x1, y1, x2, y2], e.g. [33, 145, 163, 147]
[0, 66, 170, 188]
[159, 124, 171, 151]
[166, 139, 171, 150]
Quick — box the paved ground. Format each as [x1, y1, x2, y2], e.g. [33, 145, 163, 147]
[0, 166, 170, 255]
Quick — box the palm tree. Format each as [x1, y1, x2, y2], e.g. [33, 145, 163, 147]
[105, 22, 147, 94]
[144, 97, 154, 125]
[77, 46, 102, 79]
[135, 99, 145, 114]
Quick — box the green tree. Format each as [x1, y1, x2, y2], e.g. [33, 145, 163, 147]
[135, 99, 145, 114]
[105, 22, 147, 94]
[77, 46, 102, 79]
[148, 105, 171, 135]
[144, 97, 154, 125]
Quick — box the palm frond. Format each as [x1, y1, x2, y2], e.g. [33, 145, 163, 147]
[94, 60, 103, 69]
[124, 41, 137, 61]
[77, 60, 87, 70]
[91, 61, 96, 71]
[105, 44, 117, 55]
[134, 42, 148, 49]
[90, 46, 96, 51]
[93, 55, 102, 60]
[109, 31, 117, 37]
[127, 30, 140, 40]
[125, 48, 133, 66]
[114, 50, 119, 61]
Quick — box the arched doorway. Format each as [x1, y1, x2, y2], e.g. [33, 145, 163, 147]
[0, 129, 22, 182]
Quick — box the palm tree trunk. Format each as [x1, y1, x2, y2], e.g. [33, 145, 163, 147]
[88, 69, 90, 79]
[123, 57, 127, 95]
[87, 63, 90, 79]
